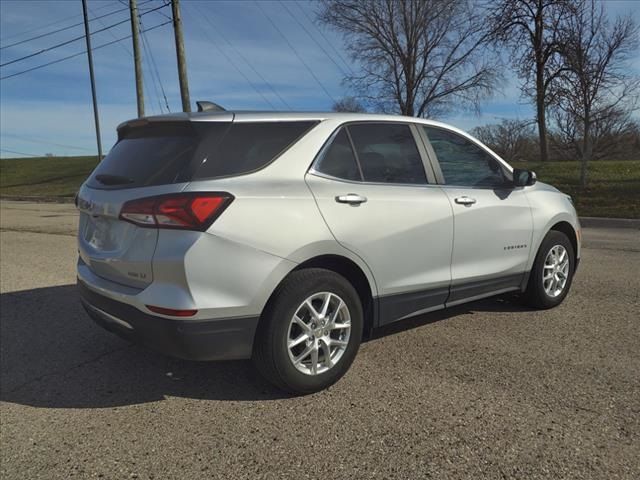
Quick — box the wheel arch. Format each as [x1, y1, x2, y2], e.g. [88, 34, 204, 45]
[261, 254, 377, 339]
[522, 219, 580, 291]
[549, 221, 579, 262]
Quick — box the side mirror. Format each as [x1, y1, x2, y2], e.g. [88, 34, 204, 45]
[513, 168, 536, 187]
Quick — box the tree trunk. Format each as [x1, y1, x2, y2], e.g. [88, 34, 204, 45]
[535, 63, 549, 162]
[580, 118, 592, 188]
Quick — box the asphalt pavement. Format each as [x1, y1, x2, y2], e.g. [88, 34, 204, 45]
[1, 201, 638, 479]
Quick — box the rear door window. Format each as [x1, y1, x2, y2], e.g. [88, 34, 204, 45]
[314, 128, 362, 181]
[347, 123, 427, 185]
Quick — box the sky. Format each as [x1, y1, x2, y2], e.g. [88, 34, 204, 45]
[0, 0, 638, 158]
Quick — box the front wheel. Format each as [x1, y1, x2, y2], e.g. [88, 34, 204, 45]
[253, 268, 363, 394]
[525, 230, 575, 309]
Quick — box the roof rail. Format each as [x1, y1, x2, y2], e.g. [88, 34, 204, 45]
[196, 101, 226, 113]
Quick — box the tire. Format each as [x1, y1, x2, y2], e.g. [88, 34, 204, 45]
[252, 268, 363, 394]
[525, 230, 575, 309]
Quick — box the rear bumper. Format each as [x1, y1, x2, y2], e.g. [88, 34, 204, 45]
[78, 280, 259, 361]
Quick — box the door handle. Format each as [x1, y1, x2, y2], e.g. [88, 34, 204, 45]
[454, 196, 476, 206]
[335, 193, 367, 205]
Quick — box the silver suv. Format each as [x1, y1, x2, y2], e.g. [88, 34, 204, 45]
[77, 110, 581, 393]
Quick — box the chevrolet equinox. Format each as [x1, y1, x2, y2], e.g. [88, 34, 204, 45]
[77, 109, 581, 394]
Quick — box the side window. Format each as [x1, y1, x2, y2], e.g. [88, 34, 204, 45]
[422, 126, 509, 187]
[348, 123, 427, 185]
[193, 121, 317, 179]
[314, 129, 362, 181]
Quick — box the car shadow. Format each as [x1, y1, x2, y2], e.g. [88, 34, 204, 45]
[0, 284, 534, 409]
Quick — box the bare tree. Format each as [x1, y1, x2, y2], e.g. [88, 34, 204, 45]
[317, 0, 499, 117]
[552, 0, 639, 185]
[487, 0, 573, 163]
[332, 96, 367, 112]
[472, 119, 539, 162]
[551, 105, 639, 162]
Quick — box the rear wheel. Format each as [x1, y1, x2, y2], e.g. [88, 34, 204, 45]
[253, 268, 363, 394]
[525, 230, 575, 309]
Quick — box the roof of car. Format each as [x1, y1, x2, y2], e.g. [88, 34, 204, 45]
[115, 109, 511, 170]
[119, 110, 461, 132]
[196, 110, 422, 122]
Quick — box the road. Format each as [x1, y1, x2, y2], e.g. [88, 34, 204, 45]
[1, 201, 639, 479]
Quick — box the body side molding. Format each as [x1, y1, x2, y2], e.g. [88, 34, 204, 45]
[373, 273, 525, 326]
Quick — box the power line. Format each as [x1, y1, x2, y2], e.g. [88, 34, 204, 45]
[145, 4, 173, 21]
[192, 3, 292, 109]
[0, 148, 41, 158]
[135, 0, 172, 20]
[139, 25, 165, 113]
[0, 3, 169, 68]
[0, 20, 172, 81]
[88, 6, 132, 57]
[278, 1, 349, 77]
[253, 1, 336, 104]
[1, 18, 129, 68]
[0, 0, 118, 43]
[87, 4, 157, 115]
[1, 133, 94, 152]
[139, 16, 171, 112]
[183, 4, 277, 109]
[292, 1, 354, 75]
[0, 1, 154, 51]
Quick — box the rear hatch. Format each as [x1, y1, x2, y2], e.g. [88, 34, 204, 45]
[77, 114, 233, 289]
[77, 113, 318, 289]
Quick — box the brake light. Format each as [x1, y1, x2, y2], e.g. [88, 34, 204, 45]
[120, 193, 233, 231]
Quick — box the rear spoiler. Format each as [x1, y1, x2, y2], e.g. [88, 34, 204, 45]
[116, 109, 234, 140]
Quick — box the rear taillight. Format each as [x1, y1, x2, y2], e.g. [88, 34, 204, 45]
[120, 193, 233, 231]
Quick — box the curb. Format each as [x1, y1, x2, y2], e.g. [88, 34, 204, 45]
[0, 195, 74, 204]
[579, 217, 639, 229]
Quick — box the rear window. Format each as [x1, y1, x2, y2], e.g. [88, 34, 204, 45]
[87, 120, 317, 189]
[192, 122, 316, 180]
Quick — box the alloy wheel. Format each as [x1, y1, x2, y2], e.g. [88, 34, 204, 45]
[286, 292, 351, 376]
[543, 245, 570, 298]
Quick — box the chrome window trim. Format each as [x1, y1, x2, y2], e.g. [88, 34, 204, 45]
[307, 168, 445, 189]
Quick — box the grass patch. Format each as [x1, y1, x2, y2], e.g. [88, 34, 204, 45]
[0, 156, 99, 198]
[512, 160, 640, 219]
[0, 156, 638, 218]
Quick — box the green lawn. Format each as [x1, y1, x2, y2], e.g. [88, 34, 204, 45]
[511, 160, 640, 219]
[0, 156, 99, 198]
[0, 156, 638, 218]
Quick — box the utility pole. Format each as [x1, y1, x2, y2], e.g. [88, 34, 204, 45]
[81, 0, 103, 159]
[129, 0, 144, 117]
[171, 0, 191, 112]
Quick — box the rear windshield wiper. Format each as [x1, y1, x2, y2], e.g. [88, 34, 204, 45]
[94, 174, 134, 186]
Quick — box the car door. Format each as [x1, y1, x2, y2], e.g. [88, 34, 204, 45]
[305, 122, 453, 325]
[419, 125, 533, 304]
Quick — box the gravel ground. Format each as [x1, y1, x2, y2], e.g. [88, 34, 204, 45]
[1, 202, 639, 479]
